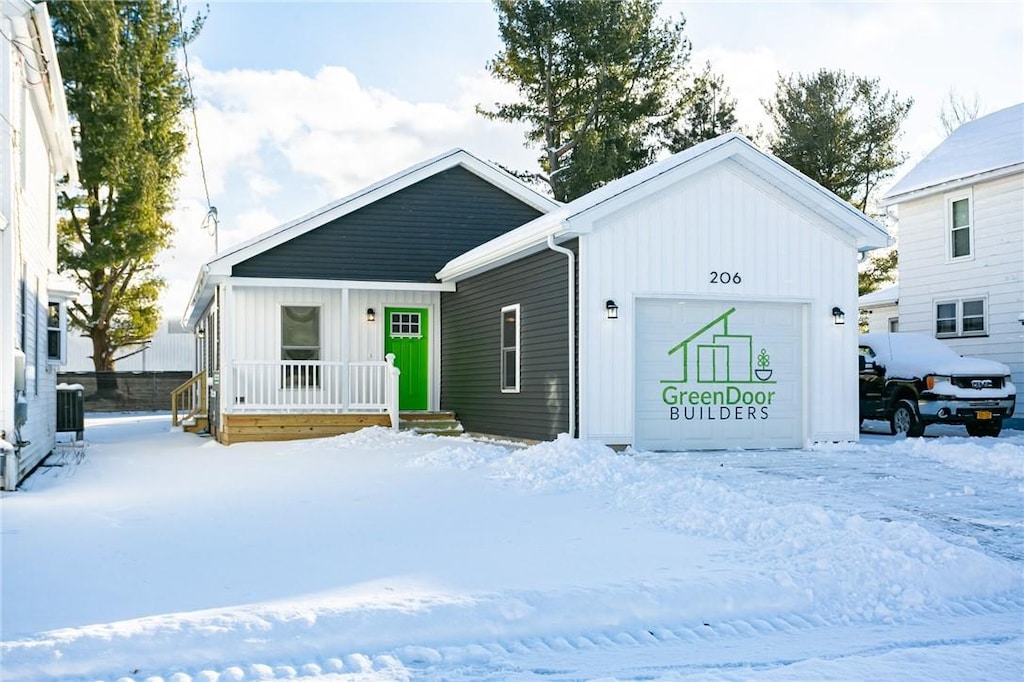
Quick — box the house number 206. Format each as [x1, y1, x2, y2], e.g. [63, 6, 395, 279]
[709, 271, 742, 284]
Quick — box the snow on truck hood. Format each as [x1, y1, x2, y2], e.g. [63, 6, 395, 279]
[860, 333, 1011, 378]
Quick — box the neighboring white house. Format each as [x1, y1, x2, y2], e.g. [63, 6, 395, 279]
[859, 284, 899, 332]
[876, 104, 1023, 419]
[63, 319, 196, 373]
[0, 1, 77, 489]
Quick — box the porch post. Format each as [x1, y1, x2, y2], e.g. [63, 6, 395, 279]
[341, 287, 350, 410]
[386, 353, 400, 431]
[221, 280, 234, 424]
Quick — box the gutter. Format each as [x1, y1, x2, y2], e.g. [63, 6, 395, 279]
[547, 235, 576, 438]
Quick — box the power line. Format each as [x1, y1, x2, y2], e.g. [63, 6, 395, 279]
[175, 0, 218, 253]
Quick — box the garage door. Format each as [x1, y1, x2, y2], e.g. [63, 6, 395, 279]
[635, 299, 805, 450]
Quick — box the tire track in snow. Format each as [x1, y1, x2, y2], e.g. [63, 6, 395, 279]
[34, 595, 1022, 682]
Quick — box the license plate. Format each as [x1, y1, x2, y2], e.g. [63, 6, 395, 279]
[977, 411, 992, 420]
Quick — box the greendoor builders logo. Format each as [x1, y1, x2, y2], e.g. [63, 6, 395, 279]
[661, 307, 778, 422]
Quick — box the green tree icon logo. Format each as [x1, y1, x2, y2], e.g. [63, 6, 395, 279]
[755, 348, 772, 381]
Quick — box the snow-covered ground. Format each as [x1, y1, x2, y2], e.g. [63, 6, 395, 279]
[1, 413, 1021, 681]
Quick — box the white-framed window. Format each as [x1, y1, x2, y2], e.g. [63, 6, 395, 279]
[281, 305, 321, 387]
[390, 311, 422, 338]
[935, 298, 986, 337]
[500, 304, 520, 393]
[46, 301, 64, 363]
[946, 192, 973, 261]
[887, 317, 899, 332]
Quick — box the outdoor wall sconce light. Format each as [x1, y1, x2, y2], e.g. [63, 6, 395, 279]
[196, 328, 205, 340]
[832, 306, 846, 325]
[606, 300, 619, 319]
[366, 308, 376, 322]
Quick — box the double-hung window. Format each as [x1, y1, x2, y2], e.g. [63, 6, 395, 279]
[281, 305, 321, 387]
[947, 193, 973, 260]
[935, 298, 986, 337]
[47, 302, 63, 362]
[500, 304, 520, 393]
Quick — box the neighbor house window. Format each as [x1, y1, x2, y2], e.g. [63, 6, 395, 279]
[47, 302, 63, 362]
[887, 317, 899, 332]
[500, 304, 520, 393]
[948, 194, 973, 260]
[935, 298, 986, 337]
[962, 299, 985, 334]
[281, 305, 320, 387]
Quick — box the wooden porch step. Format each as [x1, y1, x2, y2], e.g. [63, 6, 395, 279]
[399, 411, 464, 436]
[182, 416, 208, 434]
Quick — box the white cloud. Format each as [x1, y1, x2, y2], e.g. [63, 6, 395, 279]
[162, 61, 537, 320]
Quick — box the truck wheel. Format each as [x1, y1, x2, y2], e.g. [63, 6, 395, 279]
[891, 400, 924, 437]
[965, 420, 1002, 438]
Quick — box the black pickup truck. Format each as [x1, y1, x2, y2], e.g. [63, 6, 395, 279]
[859, 333, 1016, 437]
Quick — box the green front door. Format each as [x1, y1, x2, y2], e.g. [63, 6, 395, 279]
[384, 307, 429, 411]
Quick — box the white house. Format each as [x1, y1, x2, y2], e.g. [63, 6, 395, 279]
[877, 104, 1023, 421]
[0, 1, 77, 489]
[179, 136, 891, 449]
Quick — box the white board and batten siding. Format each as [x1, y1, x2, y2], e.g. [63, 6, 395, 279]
[894, 174, 1024, 401]
[227, 284, 441, 408]
[579, 161, 860, 449]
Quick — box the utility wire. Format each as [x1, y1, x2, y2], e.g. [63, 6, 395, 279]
[175, 0, 218, 252]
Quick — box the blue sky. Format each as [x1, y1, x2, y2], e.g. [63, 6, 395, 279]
[162, 0, 1024, 317]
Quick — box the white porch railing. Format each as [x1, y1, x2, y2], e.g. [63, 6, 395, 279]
[229, 354, 401, 429]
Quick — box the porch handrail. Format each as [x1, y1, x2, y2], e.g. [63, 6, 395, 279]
[171, 371, 207, 427]
[230, 359, 401, 422]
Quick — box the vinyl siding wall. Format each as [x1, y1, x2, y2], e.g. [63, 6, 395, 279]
[232, 166, 543, 282]
[441, 241, 577, 441]
[1, 30, 63, 478]
[894, 172, 1024, 410]
[579, 160, 859, 444]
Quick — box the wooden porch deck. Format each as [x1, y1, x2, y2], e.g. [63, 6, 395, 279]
[216, 411, 461, 445]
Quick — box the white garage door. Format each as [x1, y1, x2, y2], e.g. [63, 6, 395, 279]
[635, 299, 805, 450]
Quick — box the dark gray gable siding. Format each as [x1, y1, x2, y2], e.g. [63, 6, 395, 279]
[232, 166, 544, 281]
[441, 240, 578, 442]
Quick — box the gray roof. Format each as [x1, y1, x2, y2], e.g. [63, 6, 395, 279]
[883, 103, 1024, 202]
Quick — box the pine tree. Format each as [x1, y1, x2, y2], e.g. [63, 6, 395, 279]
[666, 61, 739, 152]
[762, 68, 912, 213]
[480, 0, 690, 201]
[858, 249, 897, 296]
[50, 0, 202, 373]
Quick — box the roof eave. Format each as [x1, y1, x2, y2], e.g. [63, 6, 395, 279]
[881, 162, 1024, 206]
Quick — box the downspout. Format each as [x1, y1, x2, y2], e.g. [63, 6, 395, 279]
[547, 235, 576, 438]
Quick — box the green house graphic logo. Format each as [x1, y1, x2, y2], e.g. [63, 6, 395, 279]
[664, 307, 775, 385]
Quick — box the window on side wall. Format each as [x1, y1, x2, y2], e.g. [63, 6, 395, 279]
[47, 302, 64, 362]
[935, 298, 986, 337]
[281, 305, 321, 387]
[947, 193, 973, 260]
[500, 304, 520, 393]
